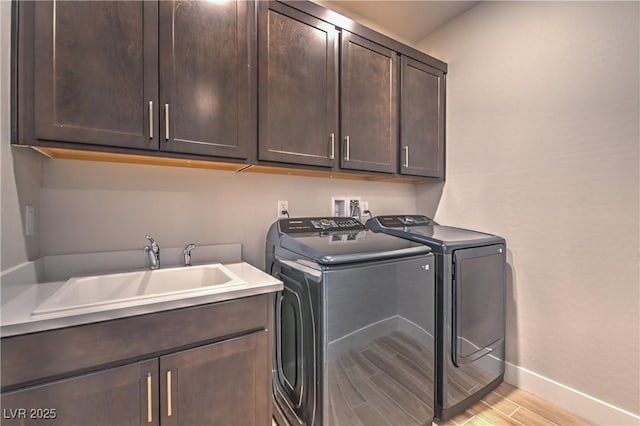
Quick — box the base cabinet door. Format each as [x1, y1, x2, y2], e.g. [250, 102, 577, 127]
[160, 330, 270, 426]
[1, 359, 159, 426]
[400, 56, 445, 178]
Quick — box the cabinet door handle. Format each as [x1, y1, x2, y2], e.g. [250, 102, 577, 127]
[167, 370, 173, 417]
[344, 136, 350, 161]
[329, 133, 335, 160]
[148, 101, 153, 139]
[146, 373, 153, 423]
[403, 146, 409, 168]
[164, 103, 170, 141]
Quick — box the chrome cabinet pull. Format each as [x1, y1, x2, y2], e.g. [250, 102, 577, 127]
[403, 146, 409, 168]
[146, 373, 153, 423]
[164, 104, 170, 141]
[344, 136, 350, 161]
[329, 133, 335, 160]
[148, 101, 153, 139]
[167, 370, 172, 417]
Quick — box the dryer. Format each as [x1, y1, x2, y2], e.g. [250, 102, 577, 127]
[366, 215, 506, 422]
[266, 217, 435, 426]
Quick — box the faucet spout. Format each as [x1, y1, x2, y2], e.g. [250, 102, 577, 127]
[144, 235, 160, 270]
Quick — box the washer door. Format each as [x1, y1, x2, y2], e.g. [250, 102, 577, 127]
[273, 266, 317, 425]
[452, 244, 506, 366]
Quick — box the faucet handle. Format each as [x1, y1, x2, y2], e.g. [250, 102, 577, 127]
[183, 243, 196, 266]
[145, 235, 158, 248]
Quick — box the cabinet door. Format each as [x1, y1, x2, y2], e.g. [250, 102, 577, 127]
[400, 56, 445, 178]
[258, 2, 339, 167]
[341, 31, 398, 174]
[33, 1, 158, 150]
[159, 0, 253, 159]
[160, 330, 270, 426]
[1, 359, 159, 426]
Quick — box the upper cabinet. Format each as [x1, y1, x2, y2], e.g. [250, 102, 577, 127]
[258, 2, 338, 167]
[14, 0, 447, 181]
[400, 56, 445, 179]
[30, 1, 158, 150]
[159, 0, 252, 159]
[17, 0, 253, 160]
[341, 31, 398, 174]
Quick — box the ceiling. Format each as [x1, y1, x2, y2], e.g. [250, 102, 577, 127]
[323, 1, 479, 44]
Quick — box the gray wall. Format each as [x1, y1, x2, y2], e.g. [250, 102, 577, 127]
[416, 1, 639, 414]
[38, 160, 417, 268]
[0, 1, 42, 272]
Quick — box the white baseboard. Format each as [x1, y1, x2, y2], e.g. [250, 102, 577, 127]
[505, 362, 640, 426]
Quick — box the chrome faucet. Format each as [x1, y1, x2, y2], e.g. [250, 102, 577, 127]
[144, 235, 160, 270]
[183, 243, 196, 266]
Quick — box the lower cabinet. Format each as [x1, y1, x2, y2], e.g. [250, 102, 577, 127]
[2, 359, 159, 426]
[1, 295, 273, 426]
[2, 330, 268, 426]
[160, 331, 269, 426]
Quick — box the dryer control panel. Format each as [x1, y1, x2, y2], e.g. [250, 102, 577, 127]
[376, 215, 435, 227]
[279, 217, 364, 233]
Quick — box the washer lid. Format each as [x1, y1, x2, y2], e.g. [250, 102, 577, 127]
[278, 229, 431, 265]
[366, 215, 505, 254]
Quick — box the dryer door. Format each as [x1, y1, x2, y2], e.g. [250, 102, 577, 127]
[452, 244, 506, 366]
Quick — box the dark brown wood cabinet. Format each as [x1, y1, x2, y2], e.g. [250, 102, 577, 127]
[400, 56, 445, 178]
[14, 0, 447, 181]
[1, 359, 160, 426]
[340, 31, 398, 174]
[160, 331, 269, 426]
[27, 1, 159, 151]
[258, 1, 338, 167]
[1, 295, 273, 426]
[17, 0, 253, 160]
[159, 0, 253, 159]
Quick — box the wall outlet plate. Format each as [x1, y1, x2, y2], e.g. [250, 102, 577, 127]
[277, 200, 289, 219]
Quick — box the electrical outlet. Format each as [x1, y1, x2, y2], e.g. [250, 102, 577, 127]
[361, 201, 369, 212]
[25, 205, 34, 236]
[277, 200, 289, 219]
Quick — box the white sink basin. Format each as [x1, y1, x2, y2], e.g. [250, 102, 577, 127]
[32, 264, 245, 318]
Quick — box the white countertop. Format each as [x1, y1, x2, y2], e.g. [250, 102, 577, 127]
[1, 262, 282, 337]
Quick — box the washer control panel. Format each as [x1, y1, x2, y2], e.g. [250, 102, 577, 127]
[377, 215, 435, 227]
[279, 217, 365, 233]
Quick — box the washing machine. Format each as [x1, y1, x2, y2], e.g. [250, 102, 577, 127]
[366, 215, 506, 422]
[265, 217, 435, 426]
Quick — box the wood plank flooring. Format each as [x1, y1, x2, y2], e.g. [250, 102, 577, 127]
[434, 382, 591, 426]
[274, 329, 591, 425]
[328, 330, 434, 426]
[274, 383, 590, 426]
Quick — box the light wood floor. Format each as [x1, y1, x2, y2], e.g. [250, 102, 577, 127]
[435, 382, 591, 426]
[328, 331, 436, 425]
[273, 381, 590, 426]
[274, 330, 590, 425]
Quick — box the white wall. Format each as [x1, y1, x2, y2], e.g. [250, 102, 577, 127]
[416, 1, 639, 417]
